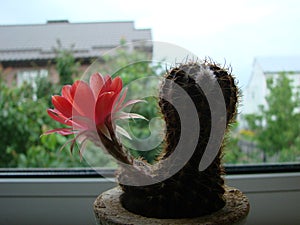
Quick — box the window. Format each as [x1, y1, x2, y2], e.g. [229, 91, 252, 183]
[1, 3, 300, 225]
[17, 69, 48, 87]
[0, 0, 299, 174]
[17, 69, 48, 100]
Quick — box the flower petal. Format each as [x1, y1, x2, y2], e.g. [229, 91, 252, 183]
[89, 73, 105, 99]
[120, 99, 147, 110]
[47, 109, 73, 126]
[116, 125, 132, 139]
[95, 91, 118, 125]
[70, 80, 80, 99]
[104, 75, 112, 85]
[111, 76, 123, 94]
[61, 85, 73, 103]
[115, 112, 148, 120]
[114, 89, 147, 112]
[72, 80, 95, 120]
[114, 88, 128, 111]
[52, 95, 73, 118]
[43, 128, 74, 136]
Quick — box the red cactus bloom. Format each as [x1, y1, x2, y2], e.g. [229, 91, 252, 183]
[45, 73, 145, 156]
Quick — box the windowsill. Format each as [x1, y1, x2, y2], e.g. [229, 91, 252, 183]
[1, 165, 300, 225]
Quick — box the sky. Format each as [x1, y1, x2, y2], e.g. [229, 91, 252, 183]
[1, 0, 300, 90]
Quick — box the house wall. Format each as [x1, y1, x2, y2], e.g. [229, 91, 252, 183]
[1, 63, 94, 87]
[240, 59, 300, 129]
[242, 61, 267, 116]
[1, 65, 59, 86]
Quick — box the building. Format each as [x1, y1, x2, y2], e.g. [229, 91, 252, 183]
[242, 56, 300, 117]
[0, 20, 152, 85]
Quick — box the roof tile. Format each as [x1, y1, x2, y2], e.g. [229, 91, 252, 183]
[0, 21, 152, 61]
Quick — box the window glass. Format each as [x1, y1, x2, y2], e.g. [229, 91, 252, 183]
[17, 69, 48, 87]
[0, 0, 299, 169]
[17, 69, 48, 100]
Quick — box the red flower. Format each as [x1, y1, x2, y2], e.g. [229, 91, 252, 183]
[45, 73, 145, 157]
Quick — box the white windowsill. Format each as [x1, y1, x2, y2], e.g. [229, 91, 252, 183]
[0, 172, 300, 225]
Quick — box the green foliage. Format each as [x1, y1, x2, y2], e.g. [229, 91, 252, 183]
[101, 44, 164, 163]
[0, 73, 115, 168]
[0, 43, 163, 167]
[244, 72, 300, 162]
[54, 40, 80, 85]
[0, 71, 75, 167]
[223, 123, 244, 164]
[223, 122, 259, 164]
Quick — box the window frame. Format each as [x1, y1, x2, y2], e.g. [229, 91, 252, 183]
[1, 163, 300, 178]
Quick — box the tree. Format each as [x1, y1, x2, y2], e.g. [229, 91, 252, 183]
[244, 72, 300, 162]
[0, 42, 163, 167]
[100, 42, 164, 163]
[223, 122, 248, 164]
[0, 69, 88, 167]
[54, 40, 80, 85]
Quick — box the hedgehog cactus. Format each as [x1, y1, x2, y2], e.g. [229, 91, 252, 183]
[119, 60, 238, 218]
[45, 59, 238, 219]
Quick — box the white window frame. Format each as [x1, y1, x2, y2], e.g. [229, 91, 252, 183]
[0, 170, 299, 225]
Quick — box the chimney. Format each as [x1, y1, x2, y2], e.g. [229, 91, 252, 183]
[47, 20, 69, 24]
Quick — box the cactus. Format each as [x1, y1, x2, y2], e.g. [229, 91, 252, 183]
[119, 59, 238, 218]
[46, 58, 239, 219]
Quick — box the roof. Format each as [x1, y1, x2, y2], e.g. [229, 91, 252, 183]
[255, 56, 300, 73]
[0, 21, 152, 62]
